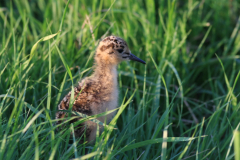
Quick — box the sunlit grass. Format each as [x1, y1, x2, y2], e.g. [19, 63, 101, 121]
[0, 0, 240, 159]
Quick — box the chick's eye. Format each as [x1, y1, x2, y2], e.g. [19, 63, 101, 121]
[117, 49, 124, 53]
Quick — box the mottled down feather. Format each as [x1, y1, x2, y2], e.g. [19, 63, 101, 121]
[55, 79, 103, 139]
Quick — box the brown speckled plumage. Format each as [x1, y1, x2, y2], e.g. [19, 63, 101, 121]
[56, 36, 145, 144]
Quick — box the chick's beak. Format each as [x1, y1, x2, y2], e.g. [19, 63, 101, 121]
[129, 53, 146, 64]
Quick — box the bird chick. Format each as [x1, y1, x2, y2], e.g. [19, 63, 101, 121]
[56, 36, 145, 143]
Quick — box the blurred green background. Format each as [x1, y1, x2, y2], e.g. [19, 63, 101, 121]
[0, 0, 240, 159]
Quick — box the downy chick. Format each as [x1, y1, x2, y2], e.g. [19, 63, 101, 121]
[56, 36, 145, 143]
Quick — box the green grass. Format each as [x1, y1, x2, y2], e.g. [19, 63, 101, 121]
[0, 0, 240, 159]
